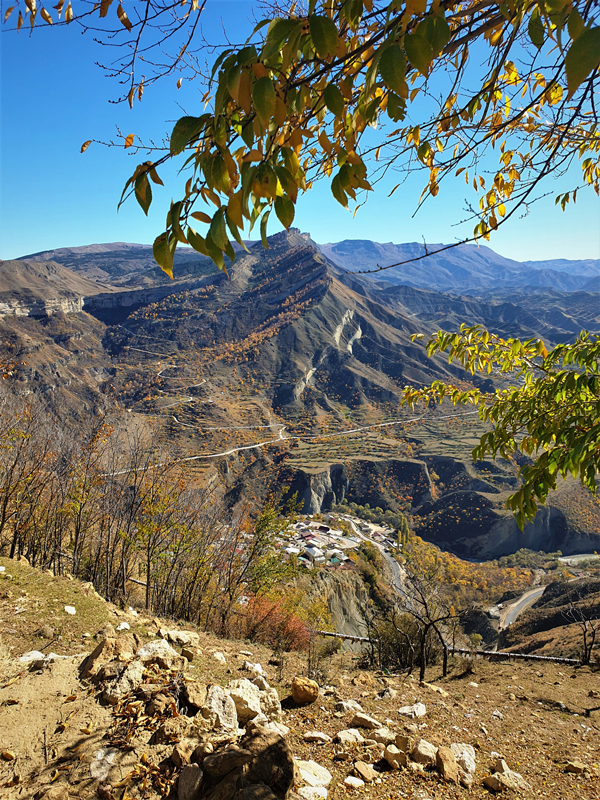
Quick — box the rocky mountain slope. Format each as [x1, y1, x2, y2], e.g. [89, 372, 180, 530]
[3, 231, 600, 558]
[0, 556, 598, 800]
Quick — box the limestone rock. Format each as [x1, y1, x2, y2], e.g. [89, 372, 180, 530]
[203, 745, 254, 777]
[227, 678, 263, 723]
[103, 660, 145, 704]
[172, 741, 195, 768]
[369, 727, 395, 745]
[565, 761, 587, 774]
[303, 732, 332, 744]
[375, 687, 397, 701]
[201, 684, 239, 731]
[291, 676, 319, 704]
[398, 702, 426, 719]
[349, 712, 381, 730]
[450, 743, 476, 777]
[297, 788, 327, 800]
[183, 680, 208, 709]
[483, 759, 530, 792]
[213, 651, 227, 664]
[411, 738, 438, 766]
[137, 639, 187, 670]
[242, 728, 296, 796]
[168, 630, 199, 647]
[344, 776, 364, 788]
[179, 764, 203, 800]
[353, 761, 378, 782]
[334, 699, 363, 714]
[436, 746, 459, 784]
[81, 636, 135, 678]
[253, 676, 270, 691]
[296, 760, 333, 787]
[182, 647, 197, 662]
[260, 687, 283, 722]
[395, 734, 410, 752]
[383, 744, 407, 770]
[241, 660, 264, 676]
[334, 729, 364, 745]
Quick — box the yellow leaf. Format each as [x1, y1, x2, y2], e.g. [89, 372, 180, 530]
[117, 3, 131, 31]
[191, 211, 212, 224]
[177, 78, 183, 89]
[64, 1, 72, 21]
[80, 140, 92, 153]
[227, 190, 244, 228]
[127, 86, 135, 109]
[17, 9, 23, 28]
[124, 134, 135, 149]
[238, 72, 252, 115]
[1, 751, 15, 761]
[242, 149, 263, 162]
[4, 6, 15, 22]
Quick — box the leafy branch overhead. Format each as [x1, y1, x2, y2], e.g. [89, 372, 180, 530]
[402, 327, 600, 529]
[101, 0, 600, 276]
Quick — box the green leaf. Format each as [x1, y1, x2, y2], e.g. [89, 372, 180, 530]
[528, 8, 545, 48]
[170, 115, 209, 156]
[260, 209, 271, 248]
[187, 227, 210, 257]
[387, 92, 406, 122]
[226, 214, 249, 252]
[263, 17, 303, 60]
[275, 164, 298, 203]
[568, 7, 584, 40]
[209, 208, 229, 251]
[252, 76, 277, 125]
[153, 232, 176, 279]
[323, 83, 345, 117]
[430, 14, 450, 56]
[566, 26, 600, 96]
[309, 14, 338, 59]
[404, 33, 433, 76]
[331, 173, 348, 208]
[275, 194, 295, 229]
[378, 44, 406, 94]
[134, 173, 152, 216]
[205, 231, 225, 271]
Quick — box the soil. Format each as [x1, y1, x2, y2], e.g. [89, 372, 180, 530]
[1, 556, 599, 800]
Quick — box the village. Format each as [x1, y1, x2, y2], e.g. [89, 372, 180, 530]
[278, 514, 400, 570]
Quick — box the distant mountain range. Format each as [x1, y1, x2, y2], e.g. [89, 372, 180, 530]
[317, 240, 600, 293]
[17, 237, 599, 294]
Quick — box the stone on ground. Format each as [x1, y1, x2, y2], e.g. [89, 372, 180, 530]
[353, 761, 378, 782]
[296, 760, 333, 787]
[226, 678, 263, 723]
[291, 676, 319, 704]
[349, 712, 381, 729]
[383, 744, 407, 770]
[412, 738, 438, 766]
[436, 746, 459, 784]
[398, 702, 426, 718]
[334, 729, 364, 745]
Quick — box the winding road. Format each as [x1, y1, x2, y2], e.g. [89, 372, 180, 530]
[500, 586, 546, 628]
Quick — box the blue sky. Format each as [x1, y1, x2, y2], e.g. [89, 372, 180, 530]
[1, 0, 599, 262]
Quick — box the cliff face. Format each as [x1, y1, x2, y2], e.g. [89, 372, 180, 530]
[0, 295, 85, 318]
[309, 570, 370, 643]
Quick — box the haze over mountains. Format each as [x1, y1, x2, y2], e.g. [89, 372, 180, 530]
[318, 240, 600, 293]
[2, 232, 599, 559]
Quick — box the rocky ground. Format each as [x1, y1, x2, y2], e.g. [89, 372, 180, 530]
[1, 556, 599, 800]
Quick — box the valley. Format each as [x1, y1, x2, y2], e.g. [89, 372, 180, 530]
[2, 230, 600, 565]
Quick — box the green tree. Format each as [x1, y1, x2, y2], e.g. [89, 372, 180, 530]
[403, 326, 600, 528]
